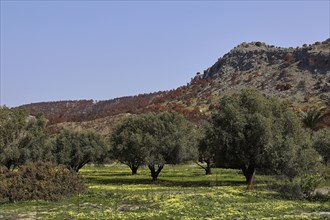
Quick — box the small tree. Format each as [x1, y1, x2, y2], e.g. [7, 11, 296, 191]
[53, 129, 108, 172]
[145, 112, 198, 180]
[111, 112, 198, 180]
[111, 116, 150, 174]
[208, 88, 319, 189]
[0, 107, 50, 169]
[197, 127, 215, 175]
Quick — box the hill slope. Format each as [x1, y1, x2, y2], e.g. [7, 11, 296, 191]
[21, 39, 330, 134]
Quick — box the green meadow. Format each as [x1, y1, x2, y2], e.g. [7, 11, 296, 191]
[1, 164, 329, 220]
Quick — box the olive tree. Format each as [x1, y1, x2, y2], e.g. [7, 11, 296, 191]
[111, 112, 198, 180]
[207, 88, 319, 189]
[197, 127, 215, 175]
[0, 107, 50, 169]
[53, 129, 108, 172]
[110, 115, 150, 175]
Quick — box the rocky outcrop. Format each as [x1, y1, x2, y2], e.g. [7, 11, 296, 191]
[203, 39, 329, 78]
[194, 39, 330, 103]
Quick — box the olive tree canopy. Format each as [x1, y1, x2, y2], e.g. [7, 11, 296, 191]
[53, 129, 108, 172]
[0, 107, 50, 169]
[206, 88, 320, 189]
[111, 112, 198, 180]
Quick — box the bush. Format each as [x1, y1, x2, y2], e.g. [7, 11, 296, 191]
[276, 83, 292, 91]
[275, 181, 305, 199]
[272, 173, 325, 200]
[297, 80, 306, 90]
[277, 69, 291, 80]
[313, 128, 330, 166]
[0, 162, 85, 203]
[284, 53, 295, 64]
[300, 173, 324, 198]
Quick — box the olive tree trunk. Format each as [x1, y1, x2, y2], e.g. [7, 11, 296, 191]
[196, 159, 212, 175]
[148, 164, 164, 181]
[242, 165, 256, 190]
[129, 164, 139, 175]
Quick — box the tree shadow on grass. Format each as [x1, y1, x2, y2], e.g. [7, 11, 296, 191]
[82, 172, 136, 177]
[84, 176, 246, 187]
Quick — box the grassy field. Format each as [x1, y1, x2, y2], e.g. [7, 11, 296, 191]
[0, 164, 329, 220]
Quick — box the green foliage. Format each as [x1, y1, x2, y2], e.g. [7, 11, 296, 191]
[111, 112, 199, 179]
[53, 129, 109, 172]
[313, 128, 330, 166]
[0, 162, 85, 203]
[321, 94, 330, 107]
[206, 88, 319, 188]
[197, 126, 215, 175]
[300, 173, 325, 198]
[0, 107, 51, 169]
[301, 107, 328, 131]
[273, 173, 325, 200]
[274, 181, 305, 200]
[110, 115, 150, 174]
[255, 41, 262, 47]
[297, 80, 306, 90]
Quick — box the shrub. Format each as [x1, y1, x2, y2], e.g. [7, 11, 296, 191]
[275, 181, 305, 199]
[313, 128, 330, 165]
[297, 80, 306, 90]
[300, 173, 324, 198]
[272, 173, 325, 200]
[277, 69, 290, 80]
[0, 162, 85, 203]
[276, 83, 292, 91]
[304, 96, 311, 102]
[284, 54, 295, 65]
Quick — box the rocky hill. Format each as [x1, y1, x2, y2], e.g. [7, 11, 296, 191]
[21, 39, 330, 134]
[200, 40, 329, 97]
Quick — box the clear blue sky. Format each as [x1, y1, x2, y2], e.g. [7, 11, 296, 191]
[1, 1, 329, 107]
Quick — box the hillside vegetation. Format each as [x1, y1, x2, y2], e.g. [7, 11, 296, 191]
[21, 39, 330, 134]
